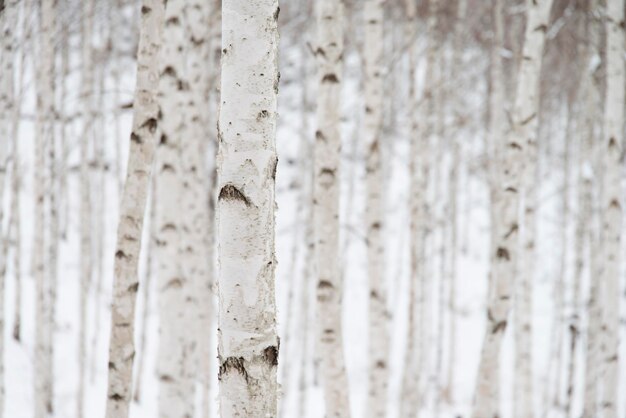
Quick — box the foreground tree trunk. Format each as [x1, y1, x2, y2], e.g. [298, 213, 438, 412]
[313, 0, 351, 417]
[105, 1, 166, 416]
[216, 1, 280, 417]
[473, 1, 553, 417]
[600, 1, 624, 417]
[364, 2, 388, 418]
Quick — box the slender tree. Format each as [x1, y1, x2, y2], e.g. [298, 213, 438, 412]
[216, 1, 280, 417]
[313, 0, 352, 416]
[364, 1, 389, 417]
[600, 1, 624, 416]
[105, 0, 166, 416]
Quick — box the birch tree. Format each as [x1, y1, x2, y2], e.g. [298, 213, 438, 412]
[581, 5, 602, 418]
[216, 1, 280, 417]
[400, 2, 421, 417]
[473, 1, 553, 417]
[34, 0, 57, 415]
[364, 1, 389, 417]
[78, 1, 94, 416]
[0, 0, 19, 413]
[105, 1, 166, 416]
[600, 1, 624, 416]
[313, 0, 351, 416]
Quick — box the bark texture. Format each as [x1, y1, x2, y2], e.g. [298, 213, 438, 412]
[314, 0, 351, 417]
[600, 1, 624, 417]
[105, 1, 166, 416]
[364, 2, 389, 418]
[216, 1, 280, 417]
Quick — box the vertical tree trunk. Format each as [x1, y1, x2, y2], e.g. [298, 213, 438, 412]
[400, 2, 420, 417]
[34, 0, 56, 415]
[580, 6, 601, 417]
[0, 2, 18, 412]
[473, 1, 553, 417]
[364, 1, 388, 417]
[105, 1, 166, 416]
[216, 1, 280, 417]
[313, 0, 351, 417]
[600, 1, 624, 416]
[183, 0, 215, 414]
[78, 2, 95, 416]
[445, 0, 466, 403]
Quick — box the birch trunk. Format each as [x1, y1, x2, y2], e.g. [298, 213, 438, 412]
[34, 0, 57, 415]
[183, 0, 214, 413]
[78, 1, 95, 415]
[364, 2, 388, 417]
[105, 1, 166, 416]
[445, 0, 467, 403]
[473, 1, 552, 417]
[0, 2, 18, 411]
[600, 1, 624, 416]
[216, 1, 280, 417]
[400, 2, 420, 417]
[155, 1, 192, 415]
[314, 0, 351, 416]
[581, 6, 601, 417]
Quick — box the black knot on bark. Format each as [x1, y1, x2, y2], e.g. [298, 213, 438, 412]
[263, 346, 279, 366]
[219, 184, 251, 206]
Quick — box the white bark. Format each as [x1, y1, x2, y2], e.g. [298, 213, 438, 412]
[105, 1, 166, 416]
[34, 0, 56, 415]
[600, 1, 624, 416]
[445, 0, 466, 403]
[0, 1, 18, 411]
[216, 1, 280, 417]
[581, 7, 601, 417]
[364, 2, 388, 417]
[400, 2, 420, 417]
[183, 0, 214, 413]
[78, 1, 94, 416]
[473, 1, 552, 417]
[313, 0, 351, 417]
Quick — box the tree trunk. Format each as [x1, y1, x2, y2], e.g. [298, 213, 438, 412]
[34, 0, 57, 415]
[400, 2, 420, 417]
[473, 1, 553, 417]
[78, 0, 95, 415]
[364, 2, 388, 418]
[600, 1, 624, 416]
[0, 0, 18, 411]
[105, 1, 166, 416]
[216, 1, 280, 417]
[313, 0, 351, 417]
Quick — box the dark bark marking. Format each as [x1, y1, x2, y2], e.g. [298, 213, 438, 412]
[219, 184, 251, 206]
[322, 73, 339, 83]
[141, 117, 158, 133]
[496, 247, 510, 261]
[130, 133, 142, 144]
[219, 357, 249, 382]
[263, 346, 279, 366]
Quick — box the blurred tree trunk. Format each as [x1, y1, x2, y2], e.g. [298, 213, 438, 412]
[78, 0, 95, 415]
[581, 4, 602, 417]
[400, 0, 421, 416]
[34, 0, 57, 415]
[0, 0, 18, 413]
[216, 1, 280, 417]
[155, 0, 193, 415]
[474, 1, 553, 417]
[313, 0, 351, 416]
[364, 1, 389, 417]
[105, 0, 166, 416]
[600, 0, 624, 416]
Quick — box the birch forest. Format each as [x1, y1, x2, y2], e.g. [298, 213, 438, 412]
[2, 0, 626, 417]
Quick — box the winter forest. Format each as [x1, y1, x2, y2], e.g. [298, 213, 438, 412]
[1, 0, 626, 417]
